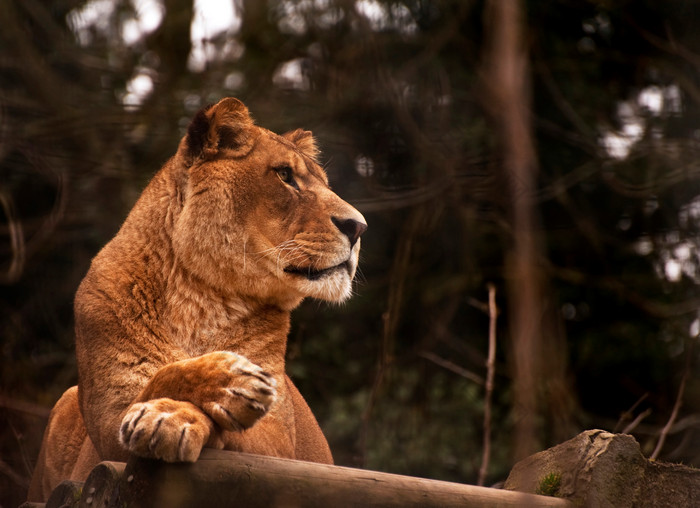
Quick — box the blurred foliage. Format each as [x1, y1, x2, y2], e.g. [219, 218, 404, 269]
[2, 0, 700, 504]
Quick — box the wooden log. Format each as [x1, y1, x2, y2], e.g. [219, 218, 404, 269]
[18, 502, 47, 508]
[109, 449, 572, 507]
[46, 479, 83, 508]
[79, 461, 125, 508]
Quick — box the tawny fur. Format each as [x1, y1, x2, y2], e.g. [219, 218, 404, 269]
[28, 98, 367, 502]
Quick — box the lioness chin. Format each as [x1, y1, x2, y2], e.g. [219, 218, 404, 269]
[27, 97, 367, 502]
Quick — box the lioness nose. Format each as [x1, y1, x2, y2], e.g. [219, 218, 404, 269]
[332, 217, 367, 248]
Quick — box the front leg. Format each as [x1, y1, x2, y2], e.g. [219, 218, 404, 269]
[119, 351, 277, 462]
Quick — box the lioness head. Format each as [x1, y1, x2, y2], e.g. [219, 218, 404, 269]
[170, 98, 367, 308]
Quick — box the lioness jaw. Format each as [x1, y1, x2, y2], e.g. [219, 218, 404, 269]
[27, 97, 366, 502]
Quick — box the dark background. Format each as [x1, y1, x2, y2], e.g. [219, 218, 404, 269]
[2, 0, 700, 505]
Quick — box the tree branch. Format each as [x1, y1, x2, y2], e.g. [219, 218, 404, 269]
[478, 284, 498, 486]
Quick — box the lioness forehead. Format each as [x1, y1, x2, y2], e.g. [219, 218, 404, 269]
[266, 130, 328, 183]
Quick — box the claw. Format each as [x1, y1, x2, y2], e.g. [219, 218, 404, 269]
[148, 418, 164, 452]
[218, 404, 245, 431]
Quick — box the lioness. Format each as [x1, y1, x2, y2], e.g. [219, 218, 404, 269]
[28, 97, 367, 501]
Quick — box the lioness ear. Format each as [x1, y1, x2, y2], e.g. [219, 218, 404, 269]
[185, 97, 255, 163]
[283, 129, 320, 162]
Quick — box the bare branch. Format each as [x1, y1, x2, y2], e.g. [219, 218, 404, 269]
[622, 409, 652, 435]
[419, 351, 484, 386]
[651, 342, 694, 460]
[0, 394, 51, 419]
[0, 458, 29, 489]
[0, 191, 25, 284]
[614, 393, 649, 432]
[478, 284, 498, 486]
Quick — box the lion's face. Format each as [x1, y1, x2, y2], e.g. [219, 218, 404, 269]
[171, 98, 366, 308]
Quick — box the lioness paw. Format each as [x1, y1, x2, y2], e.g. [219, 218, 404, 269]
[196, 351, 277, 432]
[120, 399, 212, 462]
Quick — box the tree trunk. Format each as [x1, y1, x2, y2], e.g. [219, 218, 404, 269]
[482, 0, 571, 460]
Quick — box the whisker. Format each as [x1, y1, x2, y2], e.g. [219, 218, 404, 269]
[354, 265, 367, 285]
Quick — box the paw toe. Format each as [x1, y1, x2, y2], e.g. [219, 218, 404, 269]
[119, 399, 210, 462]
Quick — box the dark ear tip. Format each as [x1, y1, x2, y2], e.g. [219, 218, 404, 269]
[186, 106, 212, 157]
[184, 99, 254, 160]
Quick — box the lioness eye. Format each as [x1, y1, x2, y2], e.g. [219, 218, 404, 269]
[278, 167, 291, 182]
[276, 166, 299, 189]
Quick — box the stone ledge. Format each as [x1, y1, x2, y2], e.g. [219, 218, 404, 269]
[505, 429, 700, 507]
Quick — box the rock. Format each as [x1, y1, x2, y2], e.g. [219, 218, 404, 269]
[505, 429, 700, 507]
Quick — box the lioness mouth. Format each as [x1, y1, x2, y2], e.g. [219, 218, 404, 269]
[284, 261, 349, 281]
